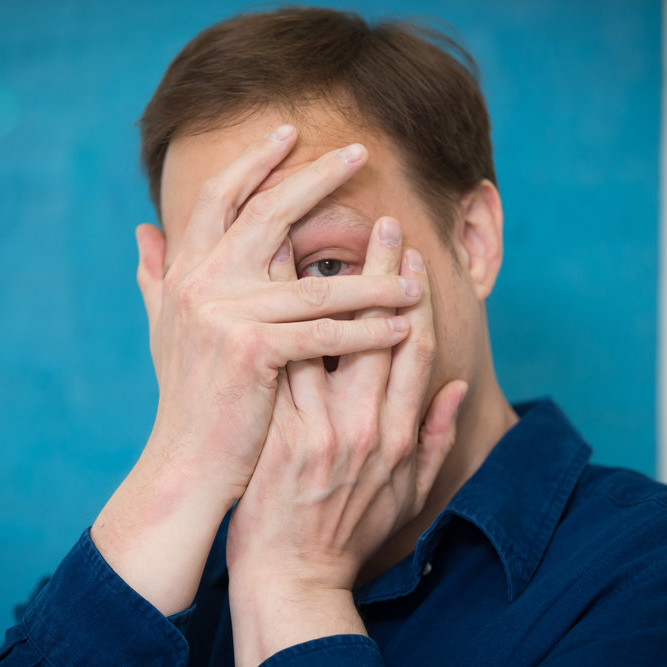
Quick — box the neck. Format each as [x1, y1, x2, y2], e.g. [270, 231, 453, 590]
[357, 347, 518, 586]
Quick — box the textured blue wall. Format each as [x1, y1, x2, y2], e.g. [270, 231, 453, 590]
[0, 0, 660, 633]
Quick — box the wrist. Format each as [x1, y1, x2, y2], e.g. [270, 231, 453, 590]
[136, 445, 239, 517]
[91, 448, 237, 616]
[143, 427, 254, 503]
[229, 573, 367, 666]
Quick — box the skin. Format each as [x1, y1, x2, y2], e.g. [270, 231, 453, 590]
[92, 104, 517, 666]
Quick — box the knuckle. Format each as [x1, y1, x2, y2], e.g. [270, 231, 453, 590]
[225, 321, 259, 358]
[376, 255, 398, 275]
[355, 419, 380, 458]
[381, 432, 413, 471]
[173, 275, 202, 311]
[196, 316, 276, 385]
[390, 436, 414, 466]
[363, 318, 385, 346]
[189, 302, 235, 346]
[230, 326, 276, 380]
[297, 277, 331, 310]
[243, 191, 280, 223]
[413, 331, 436, 365]
[318, 423, 340, 466]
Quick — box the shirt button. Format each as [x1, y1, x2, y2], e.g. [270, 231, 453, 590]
[422, 562, 433, 576]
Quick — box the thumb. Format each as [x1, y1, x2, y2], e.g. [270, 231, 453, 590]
[135, 223, 166, 329]
[415, 380, 468, 507]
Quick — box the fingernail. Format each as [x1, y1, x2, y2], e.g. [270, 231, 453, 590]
[405, 249, 425, 273]
[379, 218, 400, 247]
[266, 124, 294, 142]
[398, 277, 421, 298]
[388, 316, 408, 332]
[272, 238, 291, 262]
[336, 143, 365, 164]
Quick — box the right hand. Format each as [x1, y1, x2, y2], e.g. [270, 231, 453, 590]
[91, 125, 423, 614]
[135, 125, 422, 500]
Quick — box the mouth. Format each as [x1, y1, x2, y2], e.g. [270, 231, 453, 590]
[323, 356, 340, 372]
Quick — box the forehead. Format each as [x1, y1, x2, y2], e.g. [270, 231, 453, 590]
[159, 105, 438, 262]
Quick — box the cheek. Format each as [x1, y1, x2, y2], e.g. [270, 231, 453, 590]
[428, 264, 477, 381]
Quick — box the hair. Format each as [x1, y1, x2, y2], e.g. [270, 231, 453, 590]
[139, 6, 496, 244]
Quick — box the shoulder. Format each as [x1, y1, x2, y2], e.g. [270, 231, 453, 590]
[577, 463, 667, 509]
[556, 463, 667, 589]
[536, 467, 667, 662]
[571, 463, 667, 531]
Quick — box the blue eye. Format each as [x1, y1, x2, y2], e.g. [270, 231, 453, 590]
[304, 259, 344, 277]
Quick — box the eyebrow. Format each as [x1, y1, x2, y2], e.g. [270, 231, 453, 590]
[291, 202, 374, 237]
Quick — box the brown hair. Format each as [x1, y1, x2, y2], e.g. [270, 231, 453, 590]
[139, 6, 496, 243]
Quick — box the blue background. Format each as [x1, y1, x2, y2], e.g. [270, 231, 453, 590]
[0, 0, 660, 632]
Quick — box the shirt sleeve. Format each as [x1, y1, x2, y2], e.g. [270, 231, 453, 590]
[0, 529, 191, 667]
[541, 557, 667, 666]
[261, 635, 384, 666]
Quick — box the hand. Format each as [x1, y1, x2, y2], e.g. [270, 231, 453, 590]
[137, 130, 422, 500]
[227, 216, 468, 664]
[92, 127, 423, 614]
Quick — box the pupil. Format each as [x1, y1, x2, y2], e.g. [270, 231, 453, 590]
[317, 259, 341, 276]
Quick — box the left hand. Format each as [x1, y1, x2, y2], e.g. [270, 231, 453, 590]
[227, 216, 468, 665]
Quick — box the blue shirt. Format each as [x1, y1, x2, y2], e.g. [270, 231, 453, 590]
[2, 399, 666, 665]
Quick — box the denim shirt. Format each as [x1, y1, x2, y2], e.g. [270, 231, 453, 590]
[2, 399, 667, 665]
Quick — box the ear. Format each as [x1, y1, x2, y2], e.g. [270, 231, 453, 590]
[135, 223, 166, 329]
[456, 179, 503, 301]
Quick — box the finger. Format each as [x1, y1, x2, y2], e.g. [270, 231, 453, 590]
[268, 236, 296, 282]
[260, 366, 298, 460]
[361, 217, 404, 278]
[385, 248, 435, 424]
[223, 143, 368, 274]
[235, 273, 421, 323]
[267, 236, 326, 410]
[262, 315, 409, 368]
[285, 358, 328, 417]
[273, 366, 296, 416]
[415, 380, 468, 506]
[336, 217, 405, 386]
[176, 124, 297, 271]
[136, 223, 166, 330]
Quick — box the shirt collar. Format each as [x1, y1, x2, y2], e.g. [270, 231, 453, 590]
[355, 399, 592, 604]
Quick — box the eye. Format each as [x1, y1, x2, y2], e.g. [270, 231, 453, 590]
[301, 258, 348, 278]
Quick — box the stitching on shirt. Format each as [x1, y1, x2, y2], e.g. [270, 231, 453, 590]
[520, 443, 592, 585]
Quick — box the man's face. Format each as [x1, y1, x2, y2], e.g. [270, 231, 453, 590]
[160, 105, 484, 412]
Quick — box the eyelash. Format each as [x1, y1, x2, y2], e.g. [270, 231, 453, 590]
[300, 258, 353, 278]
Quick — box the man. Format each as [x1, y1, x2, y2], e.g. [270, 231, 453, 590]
[2, 7, 666, 666]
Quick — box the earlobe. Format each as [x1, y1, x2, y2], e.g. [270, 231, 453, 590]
[458, 180, 503, 301]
